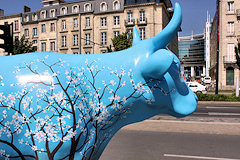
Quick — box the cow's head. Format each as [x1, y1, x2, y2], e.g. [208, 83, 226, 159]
[124, 3, 197, 122]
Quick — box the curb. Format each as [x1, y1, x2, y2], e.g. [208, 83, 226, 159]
[198, 101, 240, 105]
[121, 120, 240, 135]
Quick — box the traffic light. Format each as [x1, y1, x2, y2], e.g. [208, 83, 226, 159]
[0, 23, 13, 54]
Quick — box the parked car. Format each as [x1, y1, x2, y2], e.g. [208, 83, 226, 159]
[186, 81, 207, 94]
[203, 76, 211, 84]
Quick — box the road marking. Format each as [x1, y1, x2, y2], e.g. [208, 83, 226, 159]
[164, 154, 240, 160]
[206, 106, 240, 109]
[208, 112, 240, 116]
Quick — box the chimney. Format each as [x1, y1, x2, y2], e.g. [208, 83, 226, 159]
[24, 6, 31, 13]
[0, 9, 4, 16]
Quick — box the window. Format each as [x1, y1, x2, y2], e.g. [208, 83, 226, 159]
[24, 29, 29, 37]
[101, 3, 107, 11]
[62, 7, 67, 15]
[41, 11, 46, 19]
[73, 18, 78, 28]
[101, 32, 107, 45]
[50, 9, 55, 17]
[227, 1, 234, 13]
[50, 23, 55, 32]
[73, 35, 78, 46]
[85, 51, 90, 54]
[73, 6, 79, 13]
[139, 10, 145, 21]
[50, 42, 55, 51]
[62, 36, 67, 47]
[62, 20, 66, 30]
[85, 33, 90, 45]
[227, 43, 235, 61]
[114, 16, 120, 25]
[33, 40, 37, 44]
[127, 28, 133, 37]
[139, 28, 145, 40]
[114, 31, 120, 37]
[101, 17, 107, 26]
[227, 22, 234, 35]
[85, 4, 91, 12]
[25, 15, 29, 22]
[127, 12, 133, 22]
[86, 17, 90, 27]
[33, 28, 37, 36]
[113, 1, 120, 10]
[14, 20, 19, 31]
[33, 14, 38, 21]
[41, 24, 46, 33]
[41, 42, 46, 52]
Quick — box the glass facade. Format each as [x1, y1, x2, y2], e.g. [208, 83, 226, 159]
[178, 34, 205, 77]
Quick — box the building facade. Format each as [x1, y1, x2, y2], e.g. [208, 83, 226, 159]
[0, 0, 178, 56]
[210, 0, 240, 89]
[179, 34, 206, 78]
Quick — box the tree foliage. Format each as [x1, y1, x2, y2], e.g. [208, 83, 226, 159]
[235, 43, 240, 69]
[110, 32, 133, 52]
[12, 36, 37, 55]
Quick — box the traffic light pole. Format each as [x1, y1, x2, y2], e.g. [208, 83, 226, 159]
[0, 23, 13, 55]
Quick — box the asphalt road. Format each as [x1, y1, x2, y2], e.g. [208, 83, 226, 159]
[194, 104, 240, 118]
[100, 129, 240, 160]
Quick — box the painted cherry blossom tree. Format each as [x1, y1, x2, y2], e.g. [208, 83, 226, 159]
[0, 56, 171, 160]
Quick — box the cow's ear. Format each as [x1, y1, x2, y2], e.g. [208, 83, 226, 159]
[141, 49, 174, 79]
[132, 27, 141, 46]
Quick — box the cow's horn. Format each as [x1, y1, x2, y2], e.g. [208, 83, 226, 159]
[152, 3, 182, 51]
[132, 27, 141, 46]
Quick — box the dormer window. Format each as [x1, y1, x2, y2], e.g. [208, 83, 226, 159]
[85, 4, 91, 12]
[41, 11, 47, 19]
[25, 15, 29, 22]
[33, 14, 38, 21]
[61, 7, 67, 15]
[101, 2, 107, 12]
[73, 5, 79, 13]
[50, 9, 55, 17]
[113, 1, 120, 10]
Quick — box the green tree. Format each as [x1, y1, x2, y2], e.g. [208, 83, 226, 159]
[12, 36, 37, 55]
[109, 32, 133, 52]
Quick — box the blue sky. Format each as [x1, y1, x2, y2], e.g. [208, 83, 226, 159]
[1, 0, 216, 36]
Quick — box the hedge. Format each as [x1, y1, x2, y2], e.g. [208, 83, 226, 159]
[196, 93, 240, 101]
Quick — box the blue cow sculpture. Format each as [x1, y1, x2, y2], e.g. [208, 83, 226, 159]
[0, 3, 197, 160]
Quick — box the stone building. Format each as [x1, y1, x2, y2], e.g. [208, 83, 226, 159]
[0, 0, 178, 56]
[210, 0, 240, 89]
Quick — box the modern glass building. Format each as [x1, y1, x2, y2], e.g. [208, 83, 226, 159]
[179, 34, 206, 77]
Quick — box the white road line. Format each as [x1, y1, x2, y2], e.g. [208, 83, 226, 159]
[164, 154, 240, 160]
[206, 106, 240, 109]
[208, 112, 240, 116]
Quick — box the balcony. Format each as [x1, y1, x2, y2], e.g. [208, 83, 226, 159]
[137, 18, 147, 26]
[224, 55, 236, 64]
[125, 19, 135, 26]
[227, 32, 235, 37]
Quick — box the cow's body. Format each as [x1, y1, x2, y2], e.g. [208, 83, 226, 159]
[0, 3, 197, 160]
